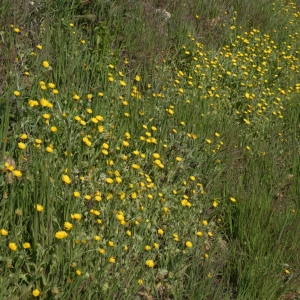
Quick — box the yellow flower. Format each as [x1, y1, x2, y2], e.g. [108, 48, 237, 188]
[42, 61, 49, 68]
[122, 141, 129, 147]
[202, 220, 208, 226]
[99, 248, 105, 254]
[157, 229, 164, 235]
[14, 91, 21, 96]
[186, 241, 193, 248]
[18, 142, 26, 150]
[9, 242, 17, 251]
[243, 118, 251, 125]
[46, 146, 53, 153]
[196, 231, 203, 237]
[73, 191, 80, 198]
[20, 134, 28, 139]
[62, 175, 71, 184]
[145, 260, 155, 268]
[14, 28, 20, 33]
[51, 126, 57, 132]
[36, 44, 42, 50]
[176, 157, 182, 162]
[76, 270, 82, 276]
[23, 242, 31, 249]
[106, 178, 114, 184]
[55, 231, 68, 239]
[71, 213, 82, 221]
[35, 204, 43, 212]
[13, 170, 22, 177]
[43, 113, 50, 119]
[64, 222, 73, 231]
[109, 256, 116, 263]
[230, 197, 236, 203]
[145, 245, 151, 251]
[0, 229, 8, 236]
[32, 289, 40, 297]
[108, 241, 114, 247]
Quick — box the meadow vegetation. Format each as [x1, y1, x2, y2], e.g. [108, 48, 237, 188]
[0, 0, 299, 299]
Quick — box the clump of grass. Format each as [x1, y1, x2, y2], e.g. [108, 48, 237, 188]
[0, 0, 299, 299]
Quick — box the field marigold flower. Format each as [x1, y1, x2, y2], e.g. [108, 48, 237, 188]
[23, 242, 31, 249]
[18, 142, 26, 150]
[0, 229, 8, 236]
[145, 260, 155, 268]
[55, 231, 68, 239]
[64, 222, 73, 231]
[62, 175, 71, 184]
[35, 204, 43, 212]
[42, 61, 49, 68]
[109, 256, 116, 263]
[20, 134, 28, 139]
[32, 289, 40, 297]
[186, 241, 193, 248]
[14, 91, 21, 96]
[230, 197, 236, 203]
[9, 242, 17, 251]
[13, 170, 22, 177]
[106, 178, 114, 184]
[73, 191, 80, 198]
[157, 229, 164, 235]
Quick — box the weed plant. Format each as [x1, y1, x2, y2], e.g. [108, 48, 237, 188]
[0, 0, 299, 299]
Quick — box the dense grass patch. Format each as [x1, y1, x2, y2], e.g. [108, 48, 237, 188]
[0, 0, 299, 299]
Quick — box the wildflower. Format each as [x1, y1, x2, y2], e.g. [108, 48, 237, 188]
[135, 75, 141, 82]
[23, 242, 31, 249]
[14, 28, 20, 33]
[106, 178, 114, 184]
[109, 256, 116, 263]
[0, 229, 8, 236]
[99, 248, 105, 254]
[46, 146, 53, 153]
[73, 191, 80, 198]
[14, 91, 21, 97]
[71, 213, 82, 220]
[213, 200, 218, 207]
[42, 61, 49, 68]
[28, 100, 39, 107]
[35, 204, 43, 212]
[230, 197, 236, 203]
[18, 142, 26, 150]
[76, 270, 82, 276]
[51, 126, 57, 132]
[36, 44, 42, 50]
[157, 229, 164, 235]
[108, 241, 114, 247]
[243, 118, 251, 125]
[145, 260, 155, 268]
[64, 222, 73, 231]
[62, 175, 71, 184]
[202, 220, 208, 226]
[13, 170, 22, 177]
[20, 134, 28, 139]
[196, 231, 203, 237]
[186, 241, 193, 248]
[55, 231, 68, 239]
[176, 157, 182, 162]
[145, 245, 151, 251]
[138, 279, 143, 285]
[132, 164, 140, 170]
[122, 141, 129, 147]
[32, 289, 40, 297]
[9, 242, 17, 251]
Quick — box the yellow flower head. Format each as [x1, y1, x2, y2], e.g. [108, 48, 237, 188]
[55, 231, 68, 239]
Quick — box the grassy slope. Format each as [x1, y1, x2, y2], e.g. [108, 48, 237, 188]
[0, 0, 299, 299]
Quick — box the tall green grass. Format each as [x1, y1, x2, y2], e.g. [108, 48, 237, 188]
[0, 0, 299, 299]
